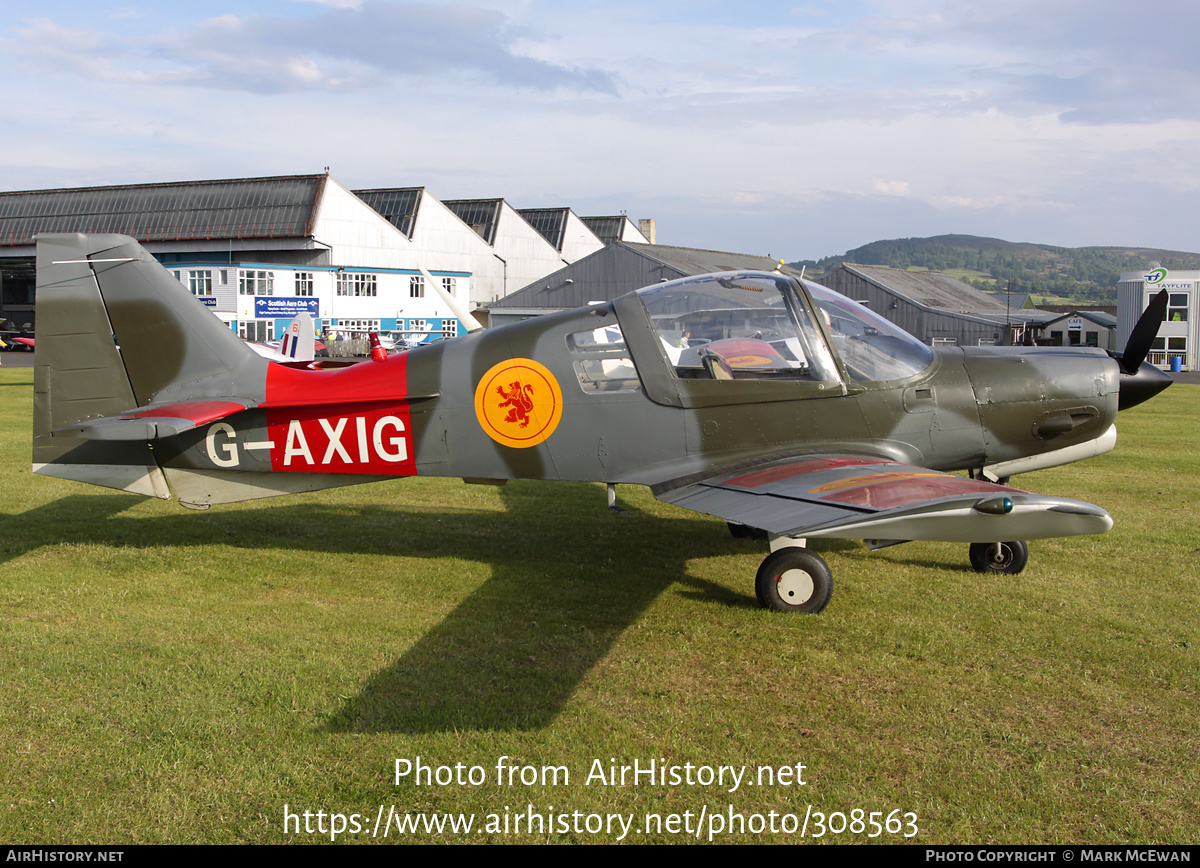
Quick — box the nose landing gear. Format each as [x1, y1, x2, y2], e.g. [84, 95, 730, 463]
[968, 540, 1029, 574]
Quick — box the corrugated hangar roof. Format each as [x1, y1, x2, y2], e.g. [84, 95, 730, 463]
[844, 264, 1010, 315]
[639, 243, 797, 278]
[353, 187, 423, 239]
[0, 175, 326, 247]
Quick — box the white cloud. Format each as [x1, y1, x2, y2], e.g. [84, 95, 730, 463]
[8, 2, 618, 95]
[873, 180, 911, 196]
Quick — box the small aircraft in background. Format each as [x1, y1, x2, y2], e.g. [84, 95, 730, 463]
[0, 330, 34, 351]
[31, 234, 1171, 613]
[248, 312, 323, 364]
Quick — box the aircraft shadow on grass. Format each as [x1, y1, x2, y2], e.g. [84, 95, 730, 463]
[5, 484, 826, 734]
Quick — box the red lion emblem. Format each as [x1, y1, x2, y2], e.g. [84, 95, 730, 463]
[495, 380, 535, 428]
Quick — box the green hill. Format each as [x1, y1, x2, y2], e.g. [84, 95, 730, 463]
[791, 235, 1200, 304]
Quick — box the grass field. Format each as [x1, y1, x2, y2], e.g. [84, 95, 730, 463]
[0, 368, 1196, 844]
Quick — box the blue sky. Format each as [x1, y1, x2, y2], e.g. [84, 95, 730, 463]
[3, 0, 1199, 260]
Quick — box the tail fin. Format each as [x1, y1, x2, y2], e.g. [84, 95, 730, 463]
[33, 233, 265, 496]
[280, 311, 315, 361]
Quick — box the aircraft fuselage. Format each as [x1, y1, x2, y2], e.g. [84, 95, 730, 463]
[146, 301, 1121, 507]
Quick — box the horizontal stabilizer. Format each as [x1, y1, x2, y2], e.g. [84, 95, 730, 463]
[33, 460, 171, 499]
[50, 399, 254, 440]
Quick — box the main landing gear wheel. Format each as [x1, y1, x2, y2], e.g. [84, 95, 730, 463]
[755, 547, 833, 613]
[968, 540, 1029, 574]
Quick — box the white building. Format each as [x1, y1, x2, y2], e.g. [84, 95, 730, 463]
[166, 261, 466, 346]
[1118, 266, 1195, 370]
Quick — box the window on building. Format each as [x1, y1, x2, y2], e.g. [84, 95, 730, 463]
[295, 272, 314, 296]
[441, 277, 455, 296]
[441, 321, 458, 340]
[239, 270, 274, 296]
[338, 318, 380, 336]
[188, 270, 213, 296]
[410, 276, 425, 298]
[238, 320, 272, 342]
[1151, 336, 1188, 365]
[337, 273, 377, 297]
[1165, 292, 1190, 322]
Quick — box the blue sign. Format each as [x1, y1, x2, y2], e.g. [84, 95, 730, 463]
[198, 297, 217, 307]
[255, 297, 320, 318]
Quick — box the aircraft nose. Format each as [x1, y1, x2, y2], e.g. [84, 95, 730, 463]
[1118, 360, 1173, 411]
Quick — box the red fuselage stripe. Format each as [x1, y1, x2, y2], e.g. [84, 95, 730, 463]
[263, 355, 417, 475]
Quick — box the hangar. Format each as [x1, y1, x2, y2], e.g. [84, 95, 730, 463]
[814, 264, 1022, 347]
[0, 174, 477, 341]
[0, 174, 649, 339]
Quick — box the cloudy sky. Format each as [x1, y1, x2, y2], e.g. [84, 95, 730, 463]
[3, 0, 1198, 260]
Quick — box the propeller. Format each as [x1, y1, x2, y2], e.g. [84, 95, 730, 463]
[1110, 288, 1173, 411]
[1114, 288, 1169, 375]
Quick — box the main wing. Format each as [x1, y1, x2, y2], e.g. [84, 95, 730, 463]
[653, 454, 1112, 543]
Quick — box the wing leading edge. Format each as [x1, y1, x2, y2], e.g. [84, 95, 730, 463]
[653, 454, 1112, 543]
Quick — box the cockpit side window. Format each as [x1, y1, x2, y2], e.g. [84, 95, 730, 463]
[637, 274, 841, 384]
[567, 323, 641, 393]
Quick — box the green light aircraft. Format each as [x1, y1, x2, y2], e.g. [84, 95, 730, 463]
[32, 234, 1172, 612]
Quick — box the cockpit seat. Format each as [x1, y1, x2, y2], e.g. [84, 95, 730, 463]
[699, 347, 735, 380]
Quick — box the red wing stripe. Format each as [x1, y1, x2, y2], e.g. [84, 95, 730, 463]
[725, 456, 886, 488]
[821, 476, 1021, 510]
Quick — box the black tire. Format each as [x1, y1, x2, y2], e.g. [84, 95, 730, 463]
[755, 547, 833, 613]
[968, 540, 1029, 574]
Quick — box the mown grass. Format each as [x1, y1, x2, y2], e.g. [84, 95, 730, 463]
[0, 369, 1196, 844]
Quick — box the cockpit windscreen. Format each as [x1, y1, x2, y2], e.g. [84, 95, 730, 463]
[805, 283, 934, 382]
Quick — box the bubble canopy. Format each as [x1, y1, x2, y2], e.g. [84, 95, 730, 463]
[634, 272, 933, 385]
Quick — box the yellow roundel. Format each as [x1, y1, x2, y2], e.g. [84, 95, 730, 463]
[474, 358, 564, 449]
